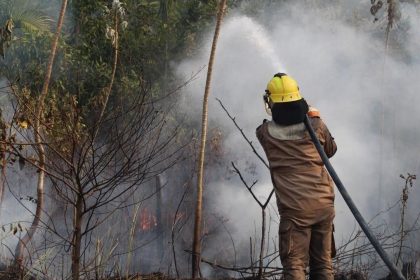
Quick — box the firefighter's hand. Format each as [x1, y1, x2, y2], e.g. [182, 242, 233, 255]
[308, 106, 320, 118]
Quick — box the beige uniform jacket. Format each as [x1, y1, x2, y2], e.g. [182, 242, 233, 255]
[256, 116, 337, 226]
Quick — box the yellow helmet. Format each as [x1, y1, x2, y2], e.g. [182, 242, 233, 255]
[265, 73, 302, 103]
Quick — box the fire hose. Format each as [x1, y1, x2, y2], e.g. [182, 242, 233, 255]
[303, 115, 406, 280]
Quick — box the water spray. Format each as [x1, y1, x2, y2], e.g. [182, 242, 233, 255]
[303, 115, 406, 280]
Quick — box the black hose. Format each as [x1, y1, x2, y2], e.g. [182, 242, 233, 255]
[303, 115, 405, 280]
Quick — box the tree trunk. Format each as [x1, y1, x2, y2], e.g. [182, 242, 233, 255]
[14, 0, 68, 270]
[0, 126, 6, 216]
[156, 175, 164, 260]
[258, 209, 266, 279]
[191, 0, 227, 278]
[92, 12, 119, 141]
[71, 194, 83, 280]
[70, 12, 119, 280]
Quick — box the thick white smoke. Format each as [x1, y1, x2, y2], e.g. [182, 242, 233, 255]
[176, 0, 420, 274]
[0, 80, 37, 257]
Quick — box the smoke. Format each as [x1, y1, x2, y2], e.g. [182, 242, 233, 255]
[0, 80, 38, 260]
[0, 0, 418, 277]
[176, 0, 420, 274]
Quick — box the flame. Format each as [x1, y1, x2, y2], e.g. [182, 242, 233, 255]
[139, 208, 157, 231]
[138, 207, 188, 232]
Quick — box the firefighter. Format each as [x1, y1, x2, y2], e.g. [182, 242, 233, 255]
[256, 73, 337, 280]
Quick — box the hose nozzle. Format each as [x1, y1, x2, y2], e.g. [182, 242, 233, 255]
[264, 90, 272, 116]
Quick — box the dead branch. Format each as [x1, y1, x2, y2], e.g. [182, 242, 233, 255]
[216, 98, 269, 169]
[200, 256, 283, 277]
[231, 162, 262, 208]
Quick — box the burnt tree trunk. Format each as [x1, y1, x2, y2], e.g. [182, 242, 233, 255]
[156, 175, 164, 260]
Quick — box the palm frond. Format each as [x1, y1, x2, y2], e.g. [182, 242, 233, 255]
[0, 0, 52, 33]
[13, 11, 52, 32]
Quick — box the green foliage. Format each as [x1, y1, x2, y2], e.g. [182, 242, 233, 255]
[1, 0, 219, 90]
[1, 32, 53, 89]
[0, 0, 221, 145]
